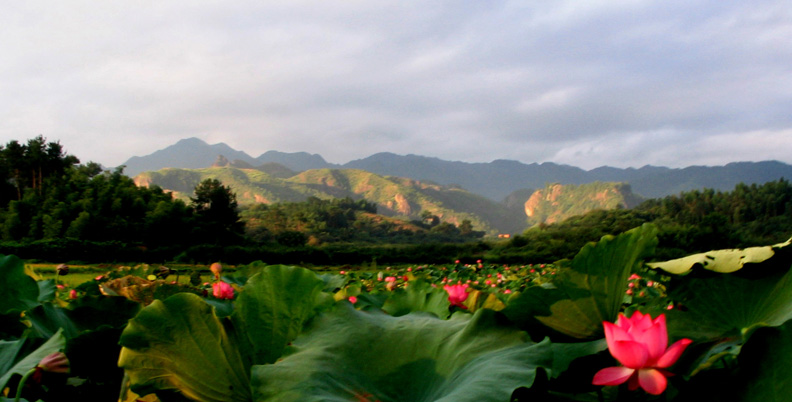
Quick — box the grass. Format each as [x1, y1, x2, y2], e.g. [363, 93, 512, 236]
[27, 263, 218, 288]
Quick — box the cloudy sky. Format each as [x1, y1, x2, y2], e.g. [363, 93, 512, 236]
[2, 1, 791, 170]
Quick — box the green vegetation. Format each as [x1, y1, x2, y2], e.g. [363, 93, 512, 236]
[241, 196, 484, 245]
[0, 138, 487, 264]
[523, 181, 643, 225]
[136, 166, 525, 234]
[2, 136, 790, 268]
[492, 179, 792, 262]
[4, 226, 791, 400]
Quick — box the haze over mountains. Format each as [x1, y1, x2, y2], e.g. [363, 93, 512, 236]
[122, 137, 792, 201]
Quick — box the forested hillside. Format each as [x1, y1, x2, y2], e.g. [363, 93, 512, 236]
[0, 137, 489, 263]
[135, 166, 524, 234]
[0, 137, 243, 259]
[521, 181, 643, 225]
[491, 179, 792, 262]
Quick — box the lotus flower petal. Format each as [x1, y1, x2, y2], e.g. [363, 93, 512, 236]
[630, 311, 653, 333]
[634, 315, 668, 362]
[638, 368, 668, 395]
[592, 366, 635, 386]
[655, 338, 693, 368]
[610, 340, 649, 368]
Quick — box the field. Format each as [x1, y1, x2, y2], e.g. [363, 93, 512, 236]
[2, 225, 791, 401]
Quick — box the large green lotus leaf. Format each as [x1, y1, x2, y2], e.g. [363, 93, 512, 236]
[118, 293, 251, 402]
[662, 263, 792, 340]
[0, 255, 40, 314]
[733, 318, 792, 401]
[235, 264, 330, 364]
[0, 339, 26, 382]
[503, 224, 658, 339]
[27, 303, 80, 339]
[382, 280, 451, 318]
[648, 237, 791, 274]
[251, 305, 605, 402]
[36, 279, 56, 303]
[26, 294, 141, 340]
[0, 329, 66, 392]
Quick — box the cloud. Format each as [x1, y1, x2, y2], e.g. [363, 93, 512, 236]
[0, 1, 790, 169]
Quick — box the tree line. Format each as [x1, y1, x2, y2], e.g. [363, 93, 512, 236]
[0, 137, 242, 252]
[3, 136, 788, 265]
[491, 178, 792, 262]
[0, 137, 484, 263]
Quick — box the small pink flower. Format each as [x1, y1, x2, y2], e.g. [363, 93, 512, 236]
[444, 284, 468, 309]
[385, 276, 396, 282]
[629, 273, 642, 280]
[348, 296, 358, 304]
[339, 270, 346, 275]
[94, 275, 104, 281]
[504, 289, 512, 294]
[593, 312, 692, 395]
[56, 284, 64, 290]
[37, 352, 70, 374]
[212, 281, 235, 299]
[69, 289, 77, 299]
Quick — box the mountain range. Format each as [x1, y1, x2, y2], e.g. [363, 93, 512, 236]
[121, 137, 792, 201]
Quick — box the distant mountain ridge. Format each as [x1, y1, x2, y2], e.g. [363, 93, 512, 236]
[134, 166, 525, 234]
[120, 137, 792, 201]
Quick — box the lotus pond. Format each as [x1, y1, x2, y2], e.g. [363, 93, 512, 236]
[1, 224, 791, 401]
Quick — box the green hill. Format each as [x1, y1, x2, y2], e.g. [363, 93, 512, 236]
[135, 167, 525, 234]
[522, 182, 643, 226]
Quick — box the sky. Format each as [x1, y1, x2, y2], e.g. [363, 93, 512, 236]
[1, 1, 791, 170]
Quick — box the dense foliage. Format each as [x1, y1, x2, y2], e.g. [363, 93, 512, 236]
[492, 179, 792, 262]
[242, 197, 484, 246]
[0, 138, 245, 260]
[2, 136, 790, 267]
[2, 226, 791, 401]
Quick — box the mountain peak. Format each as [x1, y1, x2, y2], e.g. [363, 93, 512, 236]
[176, 137, 208, 146]
[120, 137, 255, 176]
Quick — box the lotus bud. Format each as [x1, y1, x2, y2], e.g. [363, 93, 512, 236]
[37, 352, 70, 374]
[155, 265, 172, 279]
[210, 262, 223, 279]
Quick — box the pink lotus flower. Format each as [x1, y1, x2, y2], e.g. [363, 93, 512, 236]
[37, 352, 70, 374]
[593, 312, 692, 395]
[212, 281, 235, 299]
[30, 351, 71, 384]
[443, 284, 468, 309]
